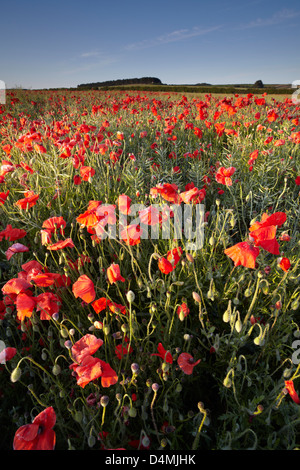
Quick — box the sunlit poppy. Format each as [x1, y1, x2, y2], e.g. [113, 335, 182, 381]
[215, 167, 236, 186]
[118, 194, 132, 215]
[42, 217, 66, 236]
[107, 263, 125, 284]
[72, 275, 96, 304]
[71, 334, 103, 363]
[13, 407, 56, 450]
[80, 165, 95, 181]
[120, 223, 142, 245]
[47, 238, 75, 251]
[285, 380, 300, 404]
[224, 241, 260, 269]
[278, 257, 291, 272]
[15, 292, 36, 321]
[0, 224, 27, 242]
[35, 292, 61, 320]
[0, 190, 9, 204]
[158, 257, 174, 274]
[15, 191, 39, 209]
[150, 183, 181, 204]
[70, 355, 118, 388]
[177, 352, 201, 375]
[2, 278, 31, 296]
[92, 297, 110, 314]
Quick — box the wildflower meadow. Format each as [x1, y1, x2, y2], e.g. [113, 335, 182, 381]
[0, 88, 300, 451]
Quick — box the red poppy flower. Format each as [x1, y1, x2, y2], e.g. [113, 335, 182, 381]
[295, 176, 300, 186]
[47, 238, 74, 251]
[179, 186, 203, 204]
[42, 216, 66, 236]
[15, 292, 36, 321]
[167, 247, 183, 267]
[151, 342, 173, 364]
[80, 165, 95, 181]
[72, 275, 96, 303]
[15, 191, 39, 209]
[118, 194, 132, 215]
[107, 263, 125, 284]
[71, 334, 103, 363]
[0, 224, 27, 242]
[249, 212, 286, 231]
[108, 301, 127, 315]
[150, 183, 181, 204]
[177, 353, 201, 375]
[0, 190, 9, 204]
[215, 167, 236, 186]
[120, 223, 142, 246]
[29, 272, 60, 287]
[70, 355, 118, 388]
[224, 241, 260, 269]
[35, 292, 61, 320]
[285, 380, 300, 404]
[278, 257, 291, 272]
[138, 206, 160, 226]
[13, 407, 56, 450]
[177, 302, 190, 320]
[2, 278, 31, 296]
[5, 243, 29, 260]
[115, 341, 133, 360]
[92, 297, 110, 314]
[158, 257, 174, 274]
[249, 225, 280, 255]
[76, 209, 99, 228]
[0, 347, 17, 364]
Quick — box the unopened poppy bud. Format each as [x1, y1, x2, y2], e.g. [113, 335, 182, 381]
[64, 340, 72, 349]
[235, 319, 243, 333]
[186, 253, 194, 263]
[198, 401, 205, 413]
[103, 325, 110, 335]
[11, 367, 22, 383]
[52, 364, 61, 376]
[60, 328, 68, 338]
[160, 438, 168, 448]
[223, 374, 232, 388]
[128, 406, 137, 417]
[193, 292, 201, 303]
[131, 363, 139, 374]
[126, 290, 135, 303]
[100, 395, 109, 407]
[88, 435, 96, 447]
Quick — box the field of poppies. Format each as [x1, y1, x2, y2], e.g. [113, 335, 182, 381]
[0, 87, 300, 450]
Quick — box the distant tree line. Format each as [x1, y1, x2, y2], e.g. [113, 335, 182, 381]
[77, 77, 162, 89]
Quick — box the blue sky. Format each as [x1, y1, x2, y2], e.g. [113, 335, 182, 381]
[1, 0, 300, 89]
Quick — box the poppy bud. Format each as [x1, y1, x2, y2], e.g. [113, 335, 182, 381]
[52, 364, 61, 376]
[128, 407, 137, 417]
[223, 375, 232, 388]
[11, 366, 22, 383]
[100, 395, 109, 407]
[193, 292, 201, 303]
[126, 290, 135, 303]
